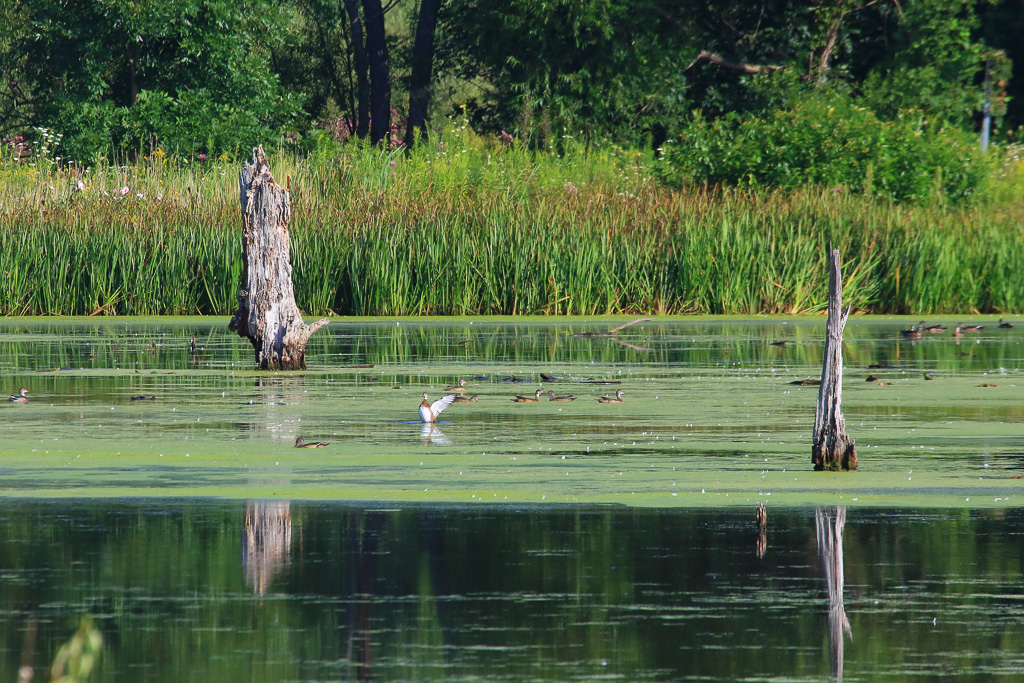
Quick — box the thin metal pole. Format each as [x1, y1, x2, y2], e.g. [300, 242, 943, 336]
[982, 58, 992, 152]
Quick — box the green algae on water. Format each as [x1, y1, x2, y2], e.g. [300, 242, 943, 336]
[1, 316, 1021, 507]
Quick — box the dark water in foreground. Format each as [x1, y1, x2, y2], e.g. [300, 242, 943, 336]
[1, 501, 1022, 682]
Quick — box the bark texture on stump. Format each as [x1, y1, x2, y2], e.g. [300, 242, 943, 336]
[229, 146, 328, 370]
[812, 248, 858, 471]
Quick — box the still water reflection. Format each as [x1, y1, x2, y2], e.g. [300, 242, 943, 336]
[1, 501, 1022, 681]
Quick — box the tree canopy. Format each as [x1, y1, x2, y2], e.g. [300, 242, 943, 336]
[0, 0, 1017, 168]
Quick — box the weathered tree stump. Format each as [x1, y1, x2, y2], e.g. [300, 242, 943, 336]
[229, 146, 329, 370]
[812, 249, 858, 471]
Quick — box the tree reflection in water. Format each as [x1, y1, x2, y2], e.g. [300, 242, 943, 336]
[345, 512, 383, 681]
[816, 506, 852, 681]
[243, 501, 292, 595]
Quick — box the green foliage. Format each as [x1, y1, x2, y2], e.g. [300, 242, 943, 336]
[0, 143, 1022, 317]
[3, 0, 304, 161]
[1, 0, 1021, 182]
[443, 0, 692, 146]
[660, 93, 987, 202]
[857, 0, 1001, 127]
[50, 618, 103, 683]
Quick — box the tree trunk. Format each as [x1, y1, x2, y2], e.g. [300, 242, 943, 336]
[405, 0, 441, 148]
[812, 248, 858, 471]
[229, 146, 329, 370]
[361, 0, 391, 146]
[341, 0, 370, 139]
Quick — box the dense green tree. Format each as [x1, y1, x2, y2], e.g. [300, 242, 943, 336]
[441, 0, 693, 147]
[0, 0, 1019, 166]
[440, 0, 1011, 147]
[0, 0, 304, 161]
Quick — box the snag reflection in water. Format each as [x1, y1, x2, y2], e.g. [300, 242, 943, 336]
[243, 501, 292, 595]
[1, 503, 1024, 681]
[817, 507, 852, 681]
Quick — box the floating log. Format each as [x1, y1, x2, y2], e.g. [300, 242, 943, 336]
[812, 249, 858, 471]
[229, 146, 329, 370]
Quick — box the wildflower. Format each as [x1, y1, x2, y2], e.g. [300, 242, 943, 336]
[120, 186, 129, 195]
[157, 193, 163, 201]
[137, 192, 144, 198]
[198, 154, 207, 162]
[77, 179, 85, 191]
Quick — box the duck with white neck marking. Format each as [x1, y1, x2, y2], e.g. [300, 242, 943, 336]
[419, 392, 458, 423]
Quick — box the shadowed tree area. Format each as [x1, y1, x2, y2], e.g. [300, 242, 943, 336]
[0, 0, 1017, 161]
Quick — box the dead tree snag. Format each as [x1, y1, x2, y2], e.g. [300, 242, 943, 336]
[812, 249, 858, 471]
[229, 146, 329, 370]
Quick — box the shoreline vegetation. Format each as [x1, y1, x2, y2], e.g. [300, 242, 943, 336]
[2, 134, 1023, 318]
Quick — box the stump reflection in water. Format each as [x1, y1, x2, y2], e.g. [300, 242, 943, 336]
[755, 502, 768, 559]
[816, 506, 852, 681]
[243, 501, 292, 594]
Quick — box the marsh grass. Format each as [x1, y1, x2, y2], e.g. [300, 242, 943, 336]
[1, 131, 1022, 316]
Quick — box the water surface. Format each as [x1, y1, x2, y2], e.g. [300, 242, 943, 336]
[1, 501, 1022, 682]
[1, 316, 1021, 506]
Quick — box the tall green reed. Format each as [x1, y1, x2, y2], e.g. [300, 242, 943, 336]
[1, 138, 1022, 316]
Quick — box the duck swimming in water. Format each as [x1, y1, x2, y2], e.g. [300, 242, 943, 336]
[960, 322, 984, 332]
[900, 325, 921, 339]
[444, 379, 468, 392]
[999, 319, 1013, 329]
[8, 388, 28, 403]
[295, 436, 329, 448]
[453, 394, 478, 403]
[512, 389, 543, 403]
[597, 390, 625, 403]
[546, 390, 576, 402]
[420, 392, 458, 423]
[919, 321, 946, 333]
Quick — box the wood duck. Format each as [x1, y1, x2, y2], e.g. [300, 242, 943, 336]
[420, 392, 457, 423]
[546, 390, 577, 402]
[445, 379, 468, 392]
[295, 436, 329, 448]
[920, 321, 946, 333]
[597, 389, 625, 403]
[999, 319, 1013, 329]
[8, 388, 28, 403]
[512, 389, 543, 403]
[453, 394, 478, 403]
[960, 322, 984, 332]
[953, 324, 964, 337]
[900, 325, 921, 339]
